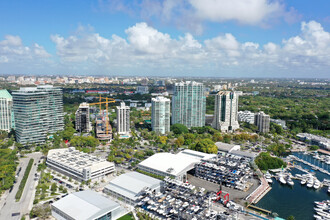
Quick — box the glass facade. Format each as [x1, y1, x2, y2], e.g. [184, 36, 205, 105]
[171, 81, 206, 128]
[152, 96, 170, 134]
[0, 90, 14, 132]
[13, 85, 64, 145]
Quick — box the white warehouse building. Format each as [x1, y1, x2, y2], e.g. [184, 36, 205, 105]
[52, 190, 126, 220]
[47, 147, 115, 182]
[137, 149, 216, 182]
[103, 172, 163, 206]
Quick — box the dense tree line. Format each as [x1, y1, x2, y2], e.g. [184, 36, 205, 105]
[0, 149, 18, 194]
[255, 152, 286, 170]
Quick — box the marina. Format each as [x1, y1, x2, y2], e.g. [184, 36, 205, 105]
[256, 152, 330, 220]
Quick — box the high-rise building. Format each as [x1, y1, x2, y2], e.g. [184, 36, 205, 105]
[151, 96, 170, 134]
[116, 102, 130, 134]
[254, 111, 270, 133]
[172, 81, 206, 128]
[0, 90, 14, 132]
[75, 102, 91, 133]
[12, 85, 64, 145]
[212, 91, 240, 132]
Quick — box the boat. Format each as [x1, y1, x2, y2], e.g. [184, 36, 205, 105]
[314, 214, 322, 219]
[307, 183, 313, 188]
[265, 171, 271, 179]
[301, 179, 306, 185]
[328, 186, 330, 193]
[287, 177, 294, 186]
[266, 178, 273, 184]
[314, 181, 321, 189]
[278, 173, 286, 184]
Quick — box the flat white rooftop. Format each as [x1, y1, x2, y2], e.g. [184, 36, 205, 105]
[52, 190, 120, 220]
[138, 149, 215, 176]
[47, 147, 114, 173]
[104, 172, 161, 201]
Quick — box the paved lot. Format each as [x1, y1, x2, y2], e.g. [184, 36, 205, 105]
[187, 174, 260, 205]
[0, 152, 42, 220]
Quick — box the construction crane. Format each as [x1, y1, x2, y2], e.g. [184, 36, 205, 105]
[89, 95, 115, 135]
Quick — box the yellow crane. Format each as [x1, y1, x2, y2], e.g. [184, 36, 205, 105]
[89, 95, 115, 135]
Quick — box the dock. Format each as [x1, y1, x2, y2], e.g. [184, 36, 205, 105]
[290, 156, 330, 176]
[318, 149, 330, 155]
[245, 177, 271, 204]
[247, 204, 272, 215]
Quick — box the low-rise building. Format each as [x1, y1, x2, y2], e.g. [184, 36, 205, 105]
[103, 172, 163, 206]
[137, 150, 215, 182]
[46, 147, 115, 181]
[270, 119, 287, 129]
[297, 133, 330, 150]
[215, 142, 240, 154]
[52, 190, 125, 220]
[238, 110, 255, 124]
[136, 86, 149, 94]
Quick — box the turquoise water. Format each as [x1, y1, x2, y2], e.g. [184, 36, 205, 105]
[257, 153, 330, 220]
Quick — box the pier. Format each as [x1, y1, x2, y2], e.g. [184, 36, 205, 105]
[245, 177, 271, 204]
[290, 156, 330, 176]
[246, 204, 272, 215]
[318, 149, 330, 155]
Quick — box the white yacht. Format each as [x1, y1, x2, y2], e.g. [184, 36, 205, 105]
[300, 179, 306, 185]
[265, 171, 271, 179]
[265, 171, 273, 184]
[314, 181, 321, 189]
[278, 173, 286, 184]
[287, 177, 294, 186]
[328, 186, 330, 193]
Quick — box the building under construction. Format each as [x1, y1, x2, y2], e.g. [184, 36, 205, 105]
[75, 102, 92, 133]
[96, 111, 112, 141]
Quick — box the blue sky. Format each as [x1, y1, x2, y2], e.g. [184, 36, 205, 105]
[0, 0, 329, 78]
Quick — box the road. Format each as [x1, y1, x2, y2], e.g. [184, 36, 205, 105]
[0, 152, 42, 220]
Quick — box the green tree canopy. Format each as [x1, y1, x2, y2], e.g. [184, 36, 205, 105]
[190, 138, 218, 154]
[170, 124, 189, 135]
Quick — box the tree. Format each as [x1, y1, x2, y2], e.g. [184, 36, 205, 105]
[170, 124, 188, 135]
[158, 136, 168, 144]
[174, 136, 184, 147]
[213, 132, 223, 142]
[30, 204, 51, 219]
[190, 138, 217, 154]
[287, 216, 295, 220]
[255, 152, 286, 170]
[62, 127, 76, 141]
[51, 182, 57, 193]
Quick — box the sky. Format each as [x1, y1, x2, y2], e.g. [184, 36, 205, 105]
[0, 0, 329, 78]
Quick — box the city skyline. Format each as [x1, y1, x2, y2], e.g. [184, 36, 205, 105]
[0, 0, 329, 78]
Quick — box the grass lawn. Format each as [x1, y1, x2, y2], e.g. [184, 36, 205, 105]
[118, 213, 134, 220]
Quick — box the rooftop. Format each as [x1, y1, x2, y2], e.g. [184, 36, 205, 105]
[138, 152, 202, 176]
[215, 142, 240, 152]
[0, 89, 12, 99]
[104, 172, 162, 201]
[52, 190, 120, 220]
[47, 147, 114, 173]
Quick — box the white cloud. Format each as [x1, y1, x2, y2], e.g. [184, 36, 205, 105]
[0, 35, 51, 64]
[125, 22, 172, 54]
[99, 0, 301, 33]
[189, 0, 283, 25]
[2, 20, 329, 77]
[48, 21, 329, 77]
